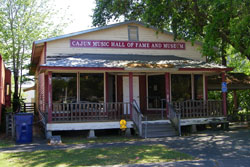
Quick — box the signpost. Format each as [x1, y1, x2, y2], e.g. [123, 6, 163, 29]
[221, 82, 227, 92]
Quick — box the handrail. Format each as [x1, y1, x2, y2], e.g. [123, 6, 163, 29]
[168, 102, 181, 136]
[131, 100, 146, 138]
[38, 105, 47, 126]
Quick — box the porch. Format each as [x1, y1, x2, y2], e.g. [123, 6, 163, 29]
[39, 100, 226, 138]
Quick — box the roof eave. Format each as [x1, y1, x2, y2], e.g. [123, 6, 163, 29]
[178, 67, 234, 72]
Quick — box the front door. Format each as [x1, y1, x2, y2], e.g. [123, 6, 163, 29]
[123, 76, 140, 114]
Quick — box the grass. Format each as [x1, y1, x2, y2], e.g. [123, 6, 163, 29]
[61, 135, 142, 145]
[0, 138, 15, 148]
[0, 144, 193, 167]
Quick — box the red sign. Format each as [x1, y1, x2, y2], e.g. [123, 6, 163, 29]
[70, 39, 185, 50]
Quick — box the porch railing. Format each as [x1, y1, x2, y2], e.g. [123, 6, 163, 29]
[131, 100, 145, 137]
[172, 100, 223, 118]
[49, 102, 130, 122]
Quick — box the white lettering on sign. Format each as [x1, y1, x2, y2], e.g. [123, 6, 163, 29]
[70, 39, 186, 50]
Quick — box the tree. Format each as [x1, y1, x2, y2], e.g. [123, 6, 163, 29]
[0, 0, 68, 111]
[92, 0, 250, 66]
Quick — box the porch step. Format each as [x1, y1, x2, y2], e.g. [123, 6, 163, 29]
[141, 122, 178, 138]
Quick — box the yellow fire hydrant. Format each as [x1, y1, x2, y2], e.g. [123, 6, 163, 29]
[120, 119, 127, 131]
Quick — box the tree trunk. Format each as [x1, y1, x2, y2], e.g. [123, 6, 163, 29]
[13, 69, 20, 113]
[221, 40, 227, 66]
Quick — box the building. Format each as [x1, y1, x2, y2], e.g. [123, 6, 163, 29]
[30, 21, 232, 138]
[0, 55, 11, 125]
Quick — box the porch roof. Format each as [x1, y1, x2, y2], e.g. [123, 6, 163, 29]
[208, 73, 250, 90]
[40, 54, 230, 71]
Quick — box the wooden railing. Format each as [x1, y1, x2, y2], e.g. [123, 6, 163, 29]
[131, 100, 144, 137]
[172, 100, 223, 118]
[21, 103, 36, 113]
[49, 102, 130, 122]
[168, 102, 181, 136]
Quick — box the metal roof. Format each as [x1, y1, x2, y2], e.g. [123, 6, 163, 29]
[41, 53, 226, 69]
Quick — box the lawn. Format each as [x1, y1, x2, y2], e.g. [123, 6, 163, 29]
[0, 138, 15, 148]
[0, 144, 193, 167]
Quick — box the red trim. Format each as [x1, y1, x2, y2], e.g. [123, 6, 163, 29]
[179, 68, 233, 72]
[44, 42, 47, 63]
[0, 55, 2, 124]
[129, 72, 133, 119]
[40, 66, 124, 72]
[48, 71, 53, 123]
[105, 72, 109, 103]
[221, 72, 227, 116]
[165, 73, 170, 118]
[4, 69, 11, 107]
[205, 76, 208, 100]
[45, 75, 48, 104]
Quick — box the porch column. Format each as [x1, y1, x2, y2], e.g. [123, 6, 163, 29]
[129, 72, 133, 119]
[105, 72, 109, 103]
[221, 72, 227, 116]
[0, 56, 2, 124]
[165, 73, 170, 118]
[203, 74, 208, 101]
[48, 71, 53, 123]
[191, 74, 194, 100]
[45, 75, 48, 105]
[44, 74, 49, 114]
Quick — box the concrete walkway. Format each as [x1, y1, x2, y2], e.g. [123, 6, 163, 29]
[0, 123, 249, 167]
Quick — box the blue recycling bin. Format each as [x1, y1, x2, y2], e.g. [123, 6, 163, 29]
[15, 113, 33, 144]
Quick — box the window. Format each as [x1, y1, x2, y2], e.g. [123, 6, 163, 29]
[147, 75, 165, 109]
[171, 74, 191, 101]
[52, 73, 77, 103]
[5, 84, 10, 96]
[194, 75, 203, 100]
[80, 73, 104, 103]
[128, 26, 139, 41]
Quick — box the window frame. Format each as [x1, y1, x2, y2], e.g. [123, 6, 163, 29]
[128, 25, 139, 41]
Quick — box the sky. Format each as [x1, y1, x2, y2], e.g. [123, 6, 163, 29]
[53, 0, 97, 34]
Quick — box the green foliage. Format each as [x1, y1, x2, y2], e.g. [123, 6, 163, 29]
[0, 0, 69, 108]
[92, 0, 250, 63]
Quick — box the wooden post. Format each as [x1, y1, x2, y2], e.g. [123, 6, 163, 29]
[105, 72, 109, 103]
[203, 74, 208, 101]
[191, 74, 194, 100]
[129, 72, 133, 119]
[205, 76, 208, 100]
[0, 56, 2, 124]
[221, 72, 227, 116]
[165, 73, 170, 118]
[48, 71, 53, 123]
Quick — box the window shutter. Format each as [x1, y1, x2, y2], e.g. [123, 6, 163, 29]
[128, 26, 139, 41]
